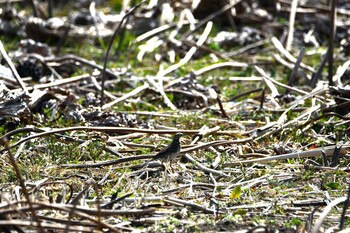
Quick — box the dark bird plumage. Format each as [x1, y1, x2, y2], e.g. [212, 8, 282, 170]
[150, 133, 183, 163]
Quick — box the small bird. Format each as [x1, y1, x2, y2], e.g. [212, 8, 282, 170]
[149, 133, 183, 165]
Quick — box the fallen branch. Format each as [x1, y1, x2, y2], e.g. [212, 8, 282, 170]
[0, 40, 28, 93]
[223, 145, 349, 166]
[102, 82, 150, 110]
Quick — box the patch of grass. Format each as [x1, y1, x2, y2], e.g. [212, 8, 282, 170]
[2, 1, 350, 232]
[345, 218, 350, 227]
[172, 112, 211, 129]
[284, 218, 303, 228]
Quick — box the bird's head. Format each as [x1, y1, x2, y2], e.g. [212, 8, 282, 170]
[174, 133, 183, 140]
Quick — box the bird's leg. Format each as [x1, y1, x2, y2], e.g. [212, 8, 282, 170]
[164, 162, 175, 175]
[163, 162, 170, 173]
[169, 161, 175, 174]
[162, 164, 169, 186]
[167, 162, 179, 179]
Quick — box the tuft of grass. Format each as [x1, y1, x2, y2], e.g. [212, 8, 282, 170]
[284, 218, 303, 228]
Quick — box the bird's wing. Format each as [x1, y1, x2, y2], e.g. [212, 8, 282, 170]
[151, 141, 179, 160]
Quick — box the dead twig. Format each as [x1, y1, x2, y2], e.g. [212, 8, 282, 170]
[328, 0, 337, 86]
[310, 50, 328, 88]
[0, 41, 28, 93]
[228, 39, 269, 57]
[1, 126, 123, 158]
[10, 74, 90, 92]
[312, 197, 347, 233]
[0, 138, 44, 233]
[0, 220, 92, 232]
[100, 1, 146, 106]
[190, 125, 220, 145]
[193, 61, 248, 77]
[183, 154, 228, 177]
[287, 46, 305, 90]
[162, 183, 217, 194]
[44, 54, 118, 78]
[164, 197, 220, 214]
[223, 145, 349, 166]
[102, 82, 150, 110]
[59, 154, 152, 169]
[181, 0, 242, 39]
[1, 126, 193, 150]
[136, 24, 177, 43]
[0, 201, 126, 232]
[285, 0, 298, 51]
[339, 184, 350, 230]
[101, 192, 134, 209]
[271, 37, 315, 73]
[150, 21, 214, 110]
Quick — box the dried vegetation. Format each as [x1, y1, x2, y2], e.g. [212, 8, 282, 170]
[1, 0, 350, 232]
